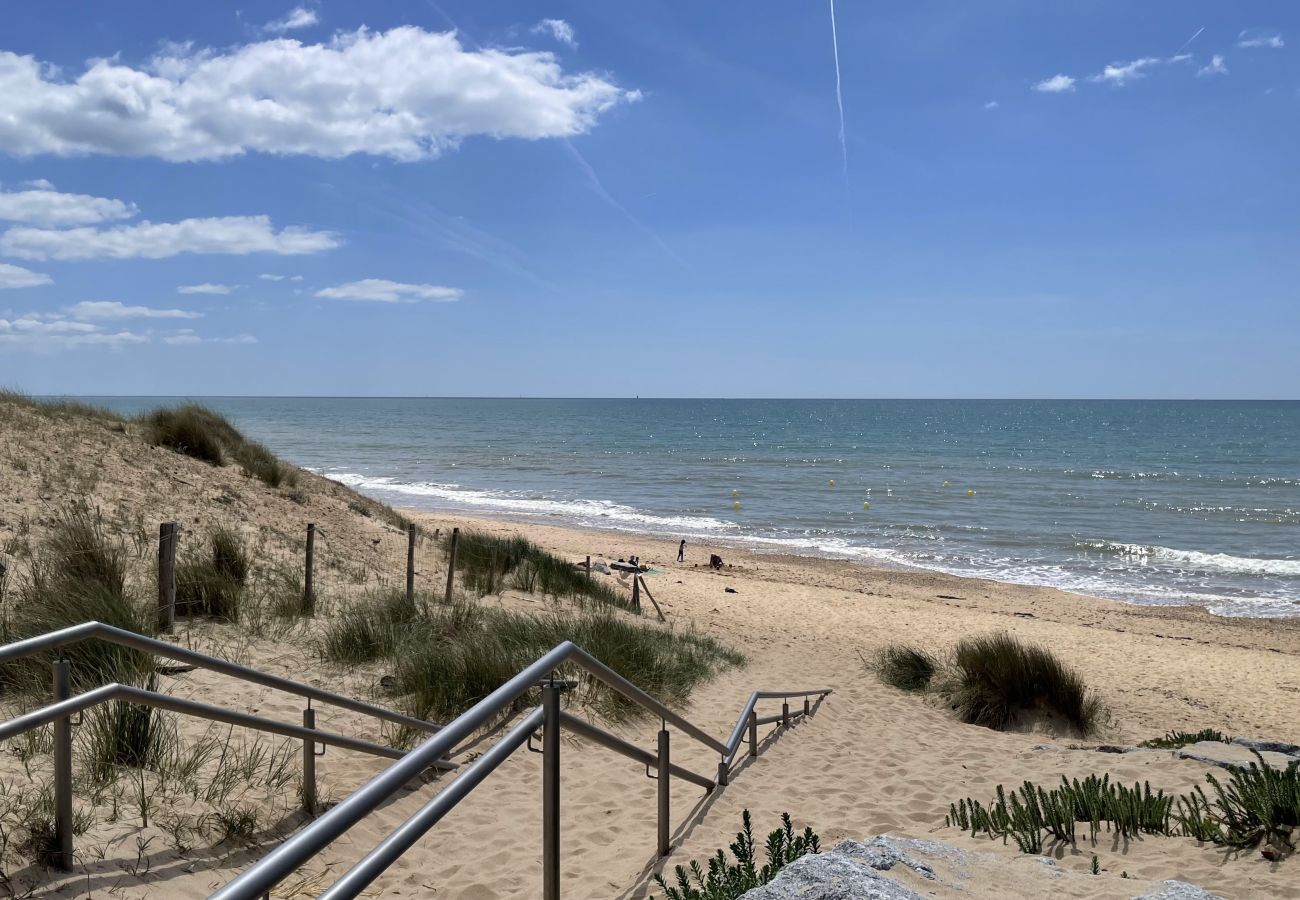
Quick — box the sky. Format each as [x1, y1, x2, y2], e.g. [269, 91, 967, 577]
[0, 0, 1296, 399]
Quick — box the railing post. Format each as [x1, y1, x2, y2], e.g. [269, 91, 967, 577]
[782, 701, 790, 728]
[445, 527, 459, 603]
[804, 697, 810, 718]
[585, 556, 591, 580]
[157, 521, 177, 632]
[657, 727, 670, 857]
[716, 757, 729, 787]
[631, 575, 641, 611]
[748, 709, 758, 758]
[541, 677, 562, 900]
[406, 523, 417, 604]
[302, 707, 318, 816]
[304, 523, 316, 614]
[52, 659, 74, 871]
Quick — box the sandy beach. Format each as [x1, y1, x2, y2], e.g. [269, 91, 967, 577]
[2, 399, 1298, 898]
[370, 510, 1300, 899]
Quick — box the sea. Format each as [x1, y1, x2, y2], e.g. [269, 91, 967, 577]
[86, 398, 1300, 618]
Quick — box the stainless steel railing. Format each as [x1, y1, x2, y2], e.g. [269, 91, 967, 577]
[0, 621, 439, 735]
[213, 640, 832, 900]
[0, 621, 450, 870]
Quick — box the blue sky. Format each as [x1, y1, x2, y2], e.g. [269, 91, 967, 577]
[0, 1, 1296, 398]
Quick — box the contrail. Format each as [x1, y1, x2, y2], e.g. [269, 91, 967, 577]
[829, 0, 848, 182]
[1175, 26, 1205, 56]
[562, 141, 687, 266]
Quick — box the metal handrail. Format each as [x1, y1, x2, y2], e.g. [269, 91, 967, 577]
[0, 681, 438, 763]
[0, 621, 439, 735]
[213, 640, 831, 900]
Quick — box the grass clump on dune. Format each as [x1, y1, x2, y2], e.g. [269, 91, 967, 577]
[871, 632, 1102, 737]
[449, 529, 633, 611]
[319, 589, 743, 724]
[949, 633, 1102, 735]
[142, 403, 297, 489]
[873, 645, 937, 692]
[1, 502, 155, 693]
[176, 527, 251, 621]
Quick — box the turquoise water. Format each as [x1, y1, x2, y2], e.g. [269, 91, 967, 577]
[90, 398, 1300, 617]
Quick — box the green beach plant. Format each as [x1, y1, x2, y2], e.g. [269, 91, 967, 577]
[653, 810, 820, 900]
[1140, 729, 1232, 750]
[948, 751, 1300, 859]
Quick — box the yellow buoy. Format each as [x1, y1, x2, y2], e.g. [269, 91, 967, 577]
[863, 501, 870, 510]
[828, 479, 835, 487]
[732, 489, 739, 497]
[943, 480, 950, 487]
[733, 500, 741, 509]
[967, 489, 975, 497]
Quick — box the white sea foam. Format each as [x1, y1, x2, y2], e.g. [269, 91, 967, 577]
[322, 470, 1300, 618]
[323, 472, 738, 533]
[1077, 540, 1300, 577]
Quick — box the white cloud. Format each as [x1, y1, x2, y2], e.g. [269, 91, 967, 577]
[315, 278, 462, 303]
[264, 6, 318, 33]
[1237, 30, 1284, 50]
[177, 282, 235, 294]
[1090, 57, 1162, 86]
[0, 184, 137, 226]
[68, 300, 201, 319]
[0, 215, 339, 261]
[258, 273, 304, 281]
[1034, 74, 1076, 94]
[983, 100, 999, 109]
[0, 27, 636, 162]
[0, 262, 52, 288]
[162, 329, 257, 345]
[0, 316, 146, 349]
[532, 19, 577, 49]
[1198, 54, 1229, 78]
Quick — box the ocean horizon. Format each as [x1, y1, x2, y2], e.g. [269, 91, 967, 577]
[84, 396, 1300, 619]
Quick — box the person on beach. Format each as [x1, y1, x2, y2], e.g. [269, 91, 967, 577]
[677, 539, 686, 562]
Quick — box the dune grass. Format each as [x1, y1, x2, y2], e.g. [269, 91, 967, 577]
[449, 529, 633, 611]
[0, 389, 125, 425]
[874, 645, 937, 692]
[949, 633, 1102, 735]
[175, 526, 252, 621]
[141, 403, 297, 488]
[0, 503, 155, 693]
[319, 588, 743, 724]
[871, 632, 1102, 737]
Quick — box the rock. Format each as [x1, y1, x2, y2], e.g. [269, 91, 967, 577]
[725, 587, 738, 594]
[1233, 737, 1300, 758]
[1131, 880, 1224, 899]
[738, 840, 927, 900]
[1177, 741, 1299, 771]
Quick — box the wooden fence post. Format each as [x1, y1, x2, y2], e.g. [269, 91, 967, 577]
[304, 523, 316, 614]
[406, 523, 417, 603]
[157, 522, 177, 632]
[631, 574, 641, 612]
[445, 527, 459, 603]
